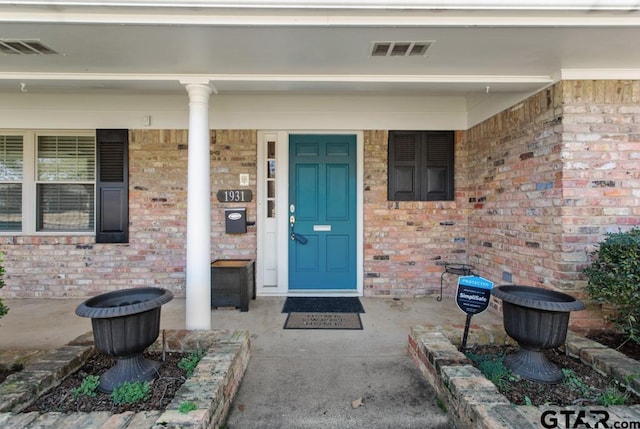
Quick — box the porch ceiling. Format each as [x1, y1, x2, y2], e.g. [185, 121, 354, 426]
[1, 3, 640, 97]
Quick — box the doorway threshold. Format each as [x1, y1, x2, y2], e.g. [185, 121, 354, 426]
[286, 290, 361, 297]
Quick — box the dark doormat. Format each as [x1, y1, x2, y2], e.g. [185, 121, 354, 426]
[281, 297, 365, 313]
[283, 312, 363, 330]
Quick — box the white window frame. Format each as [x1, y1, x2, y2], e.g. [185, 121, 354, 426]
[0, 130, 96, 236]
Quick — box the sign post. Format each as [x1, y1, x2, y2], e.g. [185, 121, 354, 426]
[455, 275, 494, 351]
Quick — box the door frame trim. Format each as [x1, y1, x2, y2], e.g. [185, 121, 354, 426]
[256, 130, 364, 297]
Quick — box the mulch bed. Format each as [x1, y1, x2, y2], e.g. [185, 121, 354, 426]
[466, 331, 640, 407]
[3, 330, 639, 413]
[0, 366, 14, 384]
[22, 351, 188, 414]
[586, 330, 640, 360]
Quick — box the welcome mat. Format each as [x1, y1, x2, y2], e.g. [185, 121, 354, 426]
[281, 297, 365, 314]
[283, 312, 363, 330]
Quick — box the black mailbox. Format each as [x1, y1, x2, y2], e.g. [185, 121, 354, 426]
[225, 208, 247, 234]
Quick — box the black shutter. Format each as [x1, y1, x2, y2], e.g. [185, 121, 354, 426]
[96, 129, 128, 243]
[388, 130, 454, 201]
[424, 131, 454, 201]
[388, 131, 420, 200]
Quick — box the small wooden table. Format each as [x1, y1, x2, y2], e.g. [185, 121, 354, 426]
[211, 259, 255, 312]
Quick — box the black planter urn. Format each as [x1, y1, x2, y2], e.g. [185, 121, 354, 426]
[491, 285, 585, 384]
[75, 287, 173, 393]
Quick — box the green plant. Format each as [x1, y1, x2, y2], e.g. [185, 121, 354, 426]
[622, 373, 639, 384]
[584, 228, 640, 346]
[562, 368, 591, 397]
[178, 401, 198, 414]
[435, 396, 447, 413]
[465, 351, 520, 392]
[110, 381, 151, 405]
[0, 253, 8, 320]
[72, 375, 100, 398]
[597, 387, 629, 406]
[178, 349, 205, 378]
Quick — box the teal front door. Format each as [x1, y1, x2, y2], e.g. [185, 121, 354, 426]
[288, 134, 357, 290]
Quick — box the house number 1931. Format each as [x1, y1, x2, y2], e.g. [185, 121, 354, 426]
[216, 190, 253, 203]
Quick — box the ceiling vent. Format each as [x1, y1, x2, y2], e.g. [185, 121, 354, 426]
[371, 41, 432, 57]
[0, 40, 59, 55]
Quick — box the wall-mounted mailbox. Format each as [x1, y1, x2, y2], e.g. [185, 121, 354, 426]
[225, 208, 247, 234]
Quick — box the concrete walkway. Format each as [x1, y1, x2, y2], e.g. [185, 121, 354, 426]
[0, 296, 502, 428]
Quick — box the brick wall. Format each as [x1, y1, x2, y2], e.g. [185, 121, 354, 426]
[210, 130, 257, 260]
[1, 82, 639, 318]
[466, 81, 640, 329]
[559, 80, 640, 328]
[466, 86, 564, 298]
[363, 130, 470, 297]
[0, 129, 256, 298]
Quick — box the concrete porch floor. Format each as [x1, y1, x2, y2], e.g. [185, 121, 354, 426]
[0, 296, 502, 428]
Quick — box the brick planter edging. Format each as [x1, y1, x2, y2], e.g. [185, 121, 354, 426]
[0, 329, 250, 429]
[409, 324, 640, 429]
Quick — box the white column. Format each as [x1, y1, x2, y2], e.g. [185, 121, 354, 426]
[184, 82, 213, 330]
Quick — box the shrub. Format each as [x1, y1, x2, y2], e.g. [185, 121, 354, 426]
[0, 252, 8, 320]
[584, 228, 640, 345]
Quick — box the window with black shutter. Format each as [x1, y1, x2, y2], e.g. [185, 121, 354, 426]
[388, 131, 454, 201]
[96, 129, 128, 243]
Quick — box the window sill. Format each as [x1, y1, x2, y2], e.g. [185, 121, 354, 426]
[0, 234, 96, 246]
